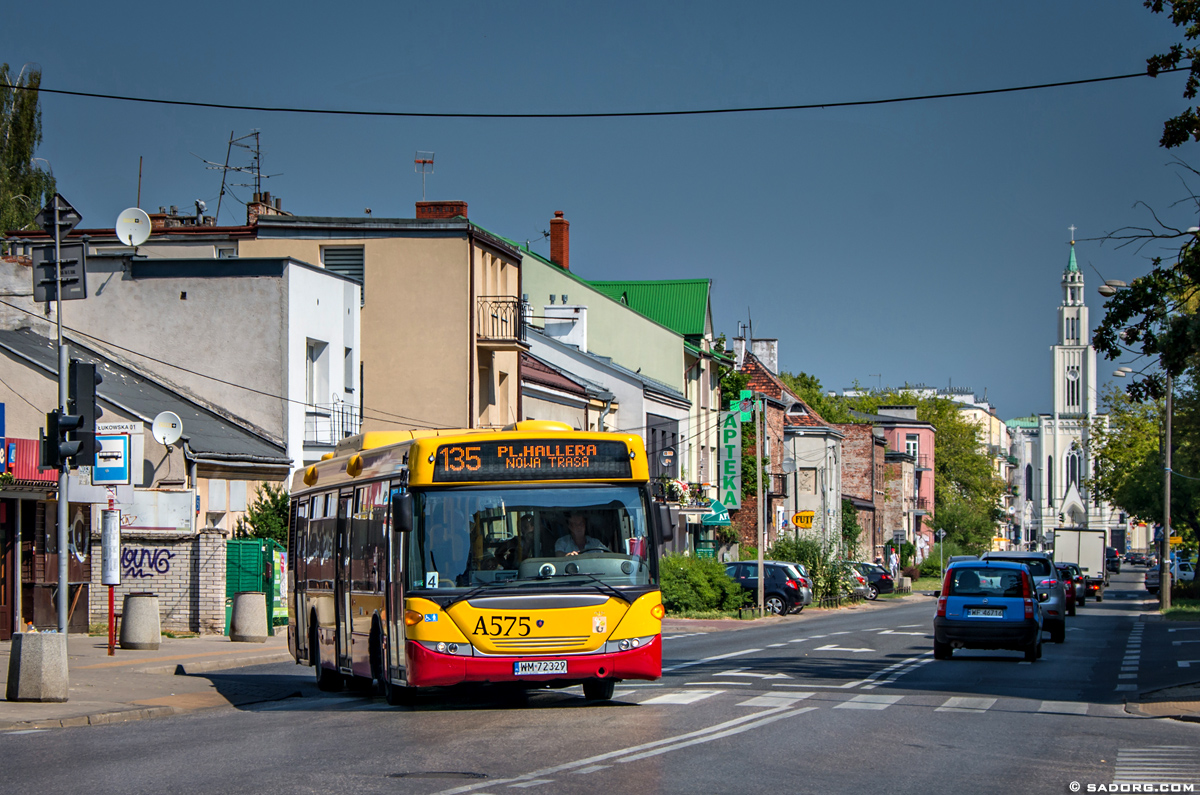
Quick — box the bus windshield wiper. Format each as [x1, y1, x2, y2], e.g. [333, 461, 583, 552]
[443, 581, 510, 608]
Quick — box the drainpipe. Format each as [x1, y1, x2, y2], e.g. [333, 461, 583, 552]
[598, 395, 614, 432]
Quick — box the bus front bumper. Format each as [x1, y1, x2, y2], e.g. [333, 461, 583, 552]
[404, 637, 661, 689]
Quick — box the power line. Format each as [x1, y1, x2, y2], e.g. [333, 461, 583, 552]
[13, 67, 1186, 120]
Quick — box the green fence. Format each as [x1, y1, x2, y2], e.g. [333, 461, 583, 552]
[225, 538, 287, 636]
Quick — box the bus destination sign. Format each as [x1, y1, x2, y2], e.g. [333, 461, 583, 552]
[432, 439, 633, 482]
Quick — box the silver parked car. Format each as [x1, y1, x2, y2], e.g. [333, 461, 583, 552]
[980, 551, 1068, 643]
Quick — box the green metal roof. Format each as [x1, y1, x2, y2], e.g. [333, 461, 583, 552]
[1006, 416, 1039, 429]
[586, 279, 711, 337]
[1065, 243, 1079, 274]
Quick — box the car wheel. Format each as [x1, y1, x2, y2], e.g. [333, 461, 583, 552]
[765, 595, 786, 615]
[933, 640, 952, 660]
[1067, 600, 1076, 617]
[1051, 620, 1066, 644]
[790, 604, 805, 614]
[583, 679, 616, 701]
[312, 625, 344, 692]
[1096, 592, 1104, 602]
[1077, 595, 1085, 606]
[867, 585, 879, 601]
[1025, 638, 1040, 662]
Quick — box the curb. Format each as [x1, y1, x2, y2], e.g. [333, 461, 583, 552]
[0, 705, 178, 732]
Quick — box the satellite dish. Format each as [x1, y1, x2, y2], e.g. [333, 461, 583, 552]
[152, 411, 183, 446]
[116, 207, 152, 247]
[782, 457, 797, 474]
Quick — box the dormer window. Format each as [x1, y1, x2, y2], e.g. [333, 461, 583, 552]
[787, 403, 807, 416]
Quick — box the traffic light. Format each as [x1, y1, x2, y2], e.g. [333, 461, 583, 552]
[68, 360, 103, 462]
[40, 410, 84, 470]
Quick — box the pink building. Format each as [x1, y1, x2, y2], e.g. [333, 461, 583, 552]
[851, 406, 936, 561]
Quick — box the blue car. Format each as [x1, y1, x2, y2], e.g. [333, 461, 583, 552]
[933, 560, 1044, 662]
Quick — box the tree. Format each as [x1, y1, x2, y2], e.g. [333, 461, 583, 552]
[1147, 0, 1200, 149]
[236, 482, 290, 545]
[0, 64, 55, 240]
[778, 371, 853, 423]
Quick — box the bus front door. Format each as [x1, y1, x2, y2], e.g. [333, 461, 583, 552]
[336, 492, 353, 673]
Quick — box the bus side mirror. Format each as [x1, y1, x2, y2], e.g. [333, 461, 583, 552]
[392, 493, 413, 533]
[658, 503, 680, 543]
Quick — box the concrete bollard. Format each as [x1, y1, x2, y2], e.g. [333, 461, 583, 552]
[6, 632, 69, 702]
[229, 591, 268, 643]
[120, 592, 162, 650]
[897, 576, 912, 592]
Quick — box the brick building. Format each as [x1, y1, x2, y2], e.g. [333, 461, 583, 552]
[838, 423, 888, 560]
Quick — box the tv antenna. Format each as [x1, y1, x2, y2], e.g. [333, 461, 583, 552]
[196, 130, 282, 224]
[415, 151, 434, 200]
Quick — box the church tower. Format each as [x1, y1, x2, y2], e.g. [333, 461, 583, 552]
[1051, 241, 1097, 418]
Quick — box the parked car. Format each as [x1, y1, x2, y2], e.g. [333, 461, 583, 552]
[1174, 560, 1196, 582]
[724, 560, 812, 615]
[1106, 547, 1121, 575]
[840, 561, 871, 600]
[981, 551, 1068, 643]
[1146, 566, 1160, 595]
[1055, 562, 1084, 615]
[933, 559, 1045, 662]
[853, 561, 895, 600]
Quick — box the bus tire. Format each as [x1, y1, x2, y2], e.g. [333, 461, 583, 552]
[311, 624, 344, 692]
[583, 679, 616, 701]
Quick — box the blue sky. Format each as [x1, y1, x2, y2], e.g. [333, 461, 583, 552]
[5, 1, 1194, 418]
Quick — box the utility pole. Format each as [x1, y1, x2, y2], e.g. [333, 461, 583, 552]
[756, 395, 765, 617]
[1162, 373, 1173, 611]
[54, 198, 69, 634]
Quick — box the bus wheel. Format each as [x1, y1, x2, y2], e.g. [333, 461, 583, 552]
[583, 679, 616, 701]
[311, 626, 344, 692]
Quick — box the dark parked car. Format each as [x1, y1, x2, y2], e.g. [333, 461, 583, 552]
[725, 560, 812, 615]
[854, 561, 895, 600]
[934, 560, 1045, 662]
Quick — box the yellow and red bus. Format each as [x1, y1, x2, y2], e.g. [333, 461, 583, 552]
[287, 420, 676, 704]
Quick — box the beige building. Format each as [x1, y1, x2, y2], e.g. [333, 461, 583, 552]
[239, 201, 525, 432]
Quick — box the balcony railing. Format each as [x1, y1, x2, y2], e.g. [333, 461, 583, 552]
[915, 497, 929, 511]
[915, 454, 932, 471]
[769, 473, 788, 497]
[305, 400, 361, 446]
[476, 296, 527, 345]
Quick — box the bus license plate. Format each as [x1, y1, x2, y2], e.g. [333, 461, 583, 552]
[514, 660, 567, 676]
[967, 608, 1004, 618]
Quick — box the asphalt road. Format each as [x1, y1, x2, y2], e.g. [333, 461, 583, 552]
[3, 568, 1198, 795]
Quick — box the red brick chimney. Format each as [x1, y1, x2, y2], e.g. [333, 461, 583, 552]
[415, 200, 468, 220]
[550, 210, 569, 270]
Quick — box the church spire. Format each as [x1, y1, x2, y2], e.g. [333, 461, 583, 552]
[1065, 242, 1079, 274]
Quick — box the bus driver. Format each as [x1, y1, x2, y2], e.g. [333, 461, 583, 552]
[556, 513, 609, 557]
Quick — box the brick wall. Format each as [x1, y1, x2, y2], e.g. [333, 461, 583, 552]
[89, 531, 227, 635]
[415, 200, 468, 219]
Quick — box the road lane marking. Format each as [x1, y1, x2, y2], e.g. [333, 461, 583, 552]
[508, 781, 554, 788]
[662, 648, 764, 673]
[641, 690, 725, 705]
[1114, 684, 1137, 691]
[1038, 701, 1088, 715]
[432, 706, 809, 795]
[834, 694, 903, 710]
[876, 630, 928, 636]
[813, 644, 874, 653]
[737, 693, 814, 708]
[616, 708, 817, 763]
[685, 681, 752, 686]
[935, 697, 996, 713]
[572, 766, 610, 775]
[715, 669, 791, 679]
[1114, 747, 1200, 785]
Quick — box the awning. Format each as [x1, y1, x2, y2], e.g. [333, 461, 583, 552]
[700, 499, 731, 526]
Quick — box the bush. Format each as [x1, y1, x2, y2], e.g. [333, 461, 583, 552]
[660, 554, 746, 613]
[766, 535, 854, 603]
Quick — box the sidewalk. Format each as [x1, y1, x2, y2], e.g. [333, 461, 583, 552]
[0, 632, 296, 731]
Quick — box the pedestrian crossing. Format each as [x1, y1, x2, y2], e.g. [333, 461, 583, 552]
[612, 686, 1108, 717]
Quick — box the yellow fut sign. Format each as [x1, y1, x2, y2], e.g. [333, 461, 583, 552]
[791, 511, 815, 529]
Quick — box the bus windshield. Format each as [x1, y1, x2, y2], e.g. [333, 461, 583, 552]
[406, 485, 654, 592]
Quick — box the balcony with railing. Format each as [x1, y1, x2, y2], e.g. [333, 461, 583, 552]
[769, 473, 788, 497]
[476, 296, 527, 350]
[914, 496, 930, 514]
[305, 400, 361, 446]
[915, 454, 932, 471]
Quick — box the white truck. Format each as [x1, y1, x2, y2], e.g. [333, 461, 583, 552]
[1052, 528, 1107, 601]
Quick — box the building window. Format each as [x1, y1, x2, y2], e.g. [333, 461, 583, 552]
[344, 347, 354, 393]
[1047, 455, 1054, 505]
[905, 434, 919, 459]
[1066, 367, 1080, 410]
[797, 469, 817, 495]
[1025, 463, 1033, 501]
[307, 339, 329, 407]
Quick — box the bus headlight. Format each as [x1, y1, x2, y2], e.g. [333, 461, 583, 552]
[436, 642, 447, 653]
[619, 639, 631, 651]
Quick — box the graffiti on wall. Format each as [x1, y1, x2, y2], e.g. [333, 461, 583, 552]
[122, 548, 176, 578]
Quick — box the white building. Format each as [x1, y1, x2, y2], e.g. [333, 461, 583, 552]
[1009, 242, 1116, 549]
